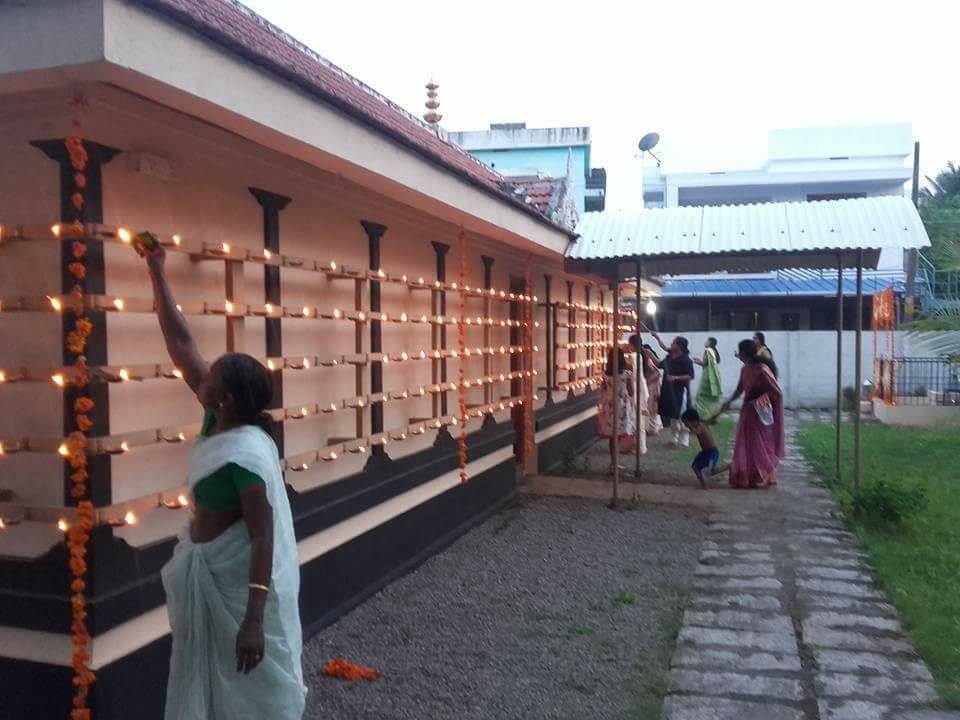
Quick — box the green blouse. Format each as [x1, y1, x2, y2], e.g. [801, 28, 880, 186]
[193, 410, 264, 511]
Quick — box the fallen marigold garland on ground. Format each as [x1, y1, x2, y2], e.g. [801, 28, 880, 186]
[321, 658, 381, 682]
[64, 89, 96, 720]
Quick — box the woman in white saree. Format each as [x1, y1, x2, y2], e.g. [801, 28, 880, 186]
[138, 244, 306, 720]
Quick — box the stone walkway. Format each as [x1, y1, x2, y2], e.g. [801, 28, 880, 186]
[662, 418, 959, 720]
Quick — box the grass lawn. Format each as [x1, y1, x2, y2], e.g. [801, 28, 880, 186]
[798, 423, 960, 707]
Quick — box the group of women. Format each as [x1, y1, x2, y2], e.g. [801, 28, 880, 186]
[597, 329, 784, 490]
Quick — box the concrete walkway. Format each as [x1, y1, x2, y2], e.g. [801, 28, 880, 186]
[662, 418, 958, 720]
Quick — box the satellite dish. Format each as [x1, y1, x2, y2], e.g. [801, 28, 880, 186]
[638, 132, 660, 152]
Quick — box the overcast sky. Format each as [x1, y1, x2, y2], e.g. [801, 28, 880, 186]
[244, 0, 958, 209]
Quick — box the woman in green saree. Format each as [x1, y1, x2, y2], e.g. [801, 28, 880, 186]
[694, 337, 723, 421]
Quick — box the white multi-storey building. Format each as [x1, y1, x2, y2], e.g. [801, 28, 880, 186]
[643, 124, 913, 211]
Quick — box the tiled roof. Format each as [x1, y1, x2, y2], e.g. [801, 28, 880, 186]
[134, 0, 574, 236]
[504, 177, 566, 214]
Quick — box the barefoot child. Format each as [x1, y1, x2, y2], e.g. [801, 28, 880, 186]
[681, 409, 725, 488]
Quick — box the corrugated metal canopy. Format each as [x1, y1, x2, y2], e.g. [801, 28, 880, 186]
[568, 196, 930, 277]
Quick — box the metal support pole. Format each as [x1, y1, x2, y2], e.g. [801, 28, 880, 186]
[611, 280, 620, 508]
[635, 257, 642, 480]
[854, 250, 864, 504]
[835, 254, 843, 483]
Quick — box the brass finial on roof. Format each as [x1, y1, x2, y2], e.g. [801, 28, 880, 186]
[423, 79, 442, 127]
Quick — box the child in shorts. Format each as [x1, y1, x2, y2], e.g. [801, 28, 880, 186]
[681, 408, 727, 488]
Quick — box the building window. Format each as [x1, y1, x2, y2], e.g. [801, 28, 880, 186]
[810, 309, 835, 330]
[675, 309, 708, 331]
[780, 312, 800, 331]
[732, 311, 758, 331]
[643, 191, 664, 203]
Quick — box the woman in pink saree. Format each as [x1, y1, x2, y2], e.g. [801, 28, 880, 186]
[716, 339, 785, 489]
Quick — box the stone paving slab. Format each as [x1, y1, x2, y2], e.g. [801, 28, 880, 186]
[690, 592, 783, 611]
[662, 416, 951, 719]
[663, 695, 806, 720]
[669, 669, 805, 701]
[671, 646, 802, 672]
[685, 608, 794, 633]
[815, 674, 940, 704]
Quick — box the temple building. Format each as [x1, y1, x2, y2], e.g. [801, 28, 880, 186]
[0, 1, 626, 716]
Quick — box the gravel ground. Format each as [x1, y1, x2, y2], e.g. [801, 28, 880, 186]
[303, 496, 706, 720]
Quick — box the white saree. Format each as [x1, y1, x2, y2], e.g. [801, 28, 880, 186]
[161, 425, 306, 720]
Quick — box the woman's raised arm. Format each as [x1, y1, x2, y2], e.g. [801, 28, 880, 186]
[140, 245, 209, 396]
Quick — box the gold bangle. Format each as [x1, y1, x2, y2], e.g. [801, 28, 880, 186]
[248, 583, 270, 593]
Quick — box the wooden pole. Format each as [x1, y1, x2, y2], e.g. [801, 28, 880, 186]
[635, 257, 642, 480]
[611, 280, 620, 508]
[835, 254, 843, 483]
[225, 259, 245, 352]
[854, 250, 864, 505]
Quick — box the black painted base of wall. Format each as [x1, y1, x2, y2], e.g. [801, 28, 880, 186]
[536, 389, 598, 473]
[3, 454, 517, 720]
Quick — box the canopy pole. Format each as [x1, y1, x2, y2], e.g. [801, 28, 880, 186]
[854, 250, 864, 506]
[611, 280, 620, 509]
[835, 253, 843, 483]
[635, 258, 643, 480]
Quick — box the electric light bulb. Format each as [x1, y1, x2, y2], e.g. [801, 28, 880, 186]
[419, 350, 426, 359]
[302, 306, 312, 318]
[51, 224, 62, 237]
[177, 494, 189, 507]
[0, 370, 6, 383]
[48, 296, 62, 312]
[120, 441, 130, 453]
[400, 312, 408, 322]
[333, 308, 342, 319]
[221, 242, 231, 254]
[118, 227, 131, 243]
[377, 269, 385, 278]
[324, 451, 338, 461]
[225, 300, 235, 313]
[114, 298, 125, 311]
[420, 315, 429, 323]
[401, 275, 408, 283]
[173, 368, 184, 379]
[52, 374, 65, 387]
[357, 312, 366, 322]
[265, 303, 274, 314]
[329, 261, 338, 271]
[119, 368, 130, 382]
[646, 300, 658, 315]
[58, 443, 69, 456]
[57, 518, 69, 532]
[418, 277, 425, 284]
[400, 352, 409, 361]
[302, 357, 311, 369]
[124, 511, 137, 525]
[172, 234, 182, 246]
[263, 249, 272, 260]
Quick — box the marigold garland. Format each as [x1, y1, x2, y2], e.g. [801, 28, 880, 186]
[64, 88, 96, 718]
[321, 658, 381, 682]
[456, 230, 469, 483]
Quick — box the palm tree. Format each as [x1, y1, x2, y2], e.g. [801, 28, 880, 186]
[920, 161, 960, 209]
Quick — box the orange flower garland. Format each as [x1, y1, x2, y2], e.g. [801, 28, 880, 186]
[321, 658, 381, 682]
[64, 89, 96, 719]
[456, 230, 469, 483]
